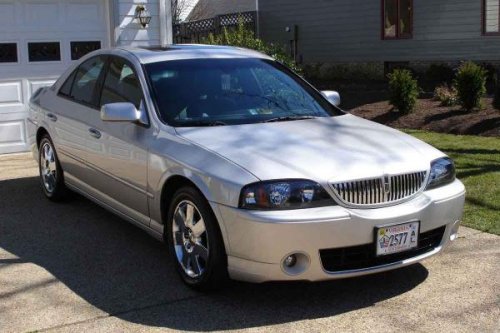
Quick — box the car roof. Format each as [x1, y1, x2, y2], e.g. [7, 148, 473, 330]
[114, 44, 274, 64]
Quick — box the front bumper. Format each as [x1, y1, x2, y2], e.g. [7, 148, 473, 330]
[214, 179, 465, 283]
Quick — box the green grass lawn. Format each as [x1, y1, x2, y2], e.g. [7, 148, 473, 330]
[406, 130, 500, 235]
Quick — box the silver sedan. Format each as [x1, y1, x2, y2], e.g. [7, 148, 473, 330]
[28, 45, 465, 290]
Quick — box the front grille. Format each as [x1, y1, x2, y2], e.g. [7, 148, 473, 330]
[330, 171, 427, 206]
[320, 226, 445, 272]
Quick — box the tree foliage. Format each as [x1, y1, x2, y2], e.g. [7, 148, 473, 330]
[204, 20, 302, 74]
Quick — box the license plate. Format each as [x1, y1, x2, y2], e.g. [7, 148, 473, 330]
[375, 221, 419, 256]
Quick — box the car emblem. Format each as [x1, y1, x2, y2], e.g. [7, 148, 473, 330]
[383, 175, 391, 200]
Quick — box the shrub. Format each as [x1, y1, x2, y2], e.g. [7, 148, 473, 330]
[433, 84, 458, 106]
[387, 69, 419, 113]
[204, 20, 302, 74]
[425, 64, 455, 85]
[302, 63, 323, 81]
[482, 62, 497, 94]
[494, 73, 500, 110]
[453, 62, 487, 111]
[322, 63, 384, 82]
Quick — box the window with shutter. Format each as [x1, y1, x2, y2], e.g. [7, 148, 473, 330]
[382, 0, 413, 39]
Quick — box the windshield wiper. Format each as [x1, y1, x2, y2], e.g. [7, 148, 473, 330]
[262, 115, 318, 123]
[178, 120, 228, 127]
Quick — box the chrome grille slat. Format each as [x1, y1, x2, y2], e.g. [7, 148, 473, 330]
[377, 179, 381, 203]
[402, 174, 407, 198]
[410, 173, 414, 194]
[390, 176, 395, 201]
[354, 183, 361, 202]
[331, 171, 427, 207]
[376, 179, 380, 204]
[369, 180, 373, 204]
[368, 180, 372, 204]
[363, 180, 368, 205]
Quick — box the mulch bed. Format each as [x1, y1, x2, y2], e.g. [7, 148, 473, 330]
[350, 97, 500, 137]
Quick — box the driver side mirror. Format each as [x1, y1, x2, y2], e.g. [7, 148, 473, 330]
[321, 90, 341, 107]
[100, 102, 148, 125]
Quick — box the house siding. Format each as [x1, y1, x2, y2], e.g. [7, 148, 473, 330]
[115, 0, 162, 46]
[259, 0, 500, 64]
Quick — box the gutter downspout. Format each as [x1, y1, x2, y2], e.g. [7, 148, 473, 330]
[159, 0, 173, 46]
[255, 0, 260, 38]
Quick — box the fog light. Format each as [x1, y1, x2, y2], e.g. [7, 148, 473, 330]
[281, 252, 310, 276]
[284, 254, 297, 267]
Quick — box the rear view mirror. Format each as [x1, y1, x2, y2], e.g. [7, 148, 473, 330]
[100, 102, 147, 125]
[321, 90, 341, 107]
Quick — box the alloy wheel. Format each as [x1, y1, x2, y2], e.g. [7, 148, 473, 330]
[172, 200, 209, 278]
[40, 142, 57, 193]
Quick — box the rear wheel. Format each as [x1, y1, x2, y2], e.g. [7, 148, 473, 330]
[38, 135, 67, 201]
[166, 186, 228, 290]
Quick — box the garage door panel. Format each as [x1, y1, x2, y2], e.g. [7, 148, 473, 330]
[0, 2, 15, 27]
[66, 2, 103, 27]
[29, 80, 56, 97]
[0, 117, 27, 154]
[23, 2, 61, 27]
[0, 121, 25, 144]
[0, 81, 23, 108]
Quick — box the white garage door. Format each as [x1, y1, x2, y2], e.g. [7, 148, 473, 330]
[0, 0, 110, 154]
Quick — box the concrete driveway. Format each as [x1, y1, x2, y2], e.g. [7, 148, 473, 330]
[0, 153, 498, 333]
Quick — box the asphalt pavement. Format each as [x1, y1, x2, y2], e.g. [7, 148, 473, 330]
[0, 153, 498, 333]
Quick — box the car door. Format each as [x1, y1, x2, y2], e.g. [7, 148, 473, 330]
[84, 56, 150, 225]
[49, 55, 107, 185]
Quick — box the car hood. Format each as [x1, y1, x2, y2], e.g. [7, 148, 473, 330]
[175, 115, 445, 182]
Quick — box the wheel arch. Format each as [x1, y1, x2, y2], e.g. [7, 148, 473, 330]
[160, 175, 200, 225]
[159, 173, 231, 254]
[36, 127, 50, 147]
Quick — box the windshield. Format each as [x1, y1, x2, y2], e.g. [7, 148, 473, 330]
[145, 58, 343, 127]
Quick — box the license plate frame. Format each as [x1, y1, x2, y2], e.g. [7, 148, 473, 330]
[375, 221, 420, 256]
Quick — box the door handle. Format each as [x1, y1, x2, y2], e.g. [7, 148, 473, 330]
[88, 128, 101, 139]
[47, 113, 57, 122]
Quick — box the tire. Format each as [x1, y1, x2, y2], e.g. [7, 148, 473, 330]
[166, 186, 228, 290]
[38, 135, 67, 201]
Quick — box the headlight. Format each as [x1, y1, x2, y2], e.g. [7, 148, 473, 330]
[239, 179, 336, 210]
[426, 157, 456, 190]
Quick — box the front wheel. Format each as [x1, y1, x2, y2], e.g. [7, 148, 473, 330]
[166, 186, 228, 290]
[38, 135, 67, 201]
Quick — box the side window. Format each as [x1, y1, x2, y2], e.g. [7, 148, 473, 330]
[59, 70, 77, 97]
[100, 57, 143, 109]
[71, 56, 106, 106]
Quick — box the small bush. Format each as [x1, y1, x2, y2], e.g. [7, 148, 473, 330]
[425, 64, 455, 85]
[322, 63, 384, 82]
[482, 62, 497, 94]
[387, 69, 419, 113]
[204, 20, 302, 74]
[302, 63, 323, 80]
[433, 84, 458, 106]
[494, 73, 500, 110]
[453, 62, 487, 111]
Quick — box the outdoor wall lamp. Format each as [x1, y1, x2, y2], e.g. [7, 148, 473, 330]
[135, 4, 152, 28]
